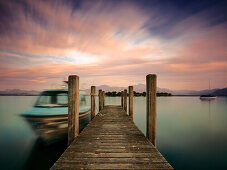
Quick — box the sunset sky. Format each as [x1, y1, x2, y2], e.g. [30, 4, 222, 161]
[0, 0, 226, 90]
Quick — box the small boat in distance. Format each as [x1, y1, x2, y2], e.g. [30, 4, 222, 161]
[21, 89, 91, 145]
[200, 94, 216, 100]
[200, 80, 217, 100]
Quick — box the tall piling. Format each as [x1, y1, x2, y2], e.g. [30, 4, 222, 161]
[99, 89, 102, 111]
[68, 75, 79, 145]
[121, 91, 124, 107]
[123, 89, 127, 112]
[91, 86, 96, 119]
[146, 74, 157, 146]
[102, 91, 105, 107]
[129, 86, 133, 119]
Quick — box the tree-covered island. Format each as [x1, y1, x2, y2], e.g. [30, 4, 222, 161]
[105, 91, 171, 97]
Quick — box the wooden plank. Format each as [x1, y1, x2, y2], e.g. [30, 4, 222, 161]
[53, 162, 173, 170]
[51, 105, 173, 170]
[57, 157, 168, 163]
[68, 145, 155, 149]
[65, 148, 158, 153]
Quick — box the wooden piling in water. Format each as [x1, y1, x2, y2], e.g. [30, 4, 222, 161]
[51, 74, 173, 170]
[91, 86, 96, 119]
[146, 74, 157, 146]
[123, 89, 127, 112]
[99, 89, 102, 111]
[102, 91, 105, 107]
[129, 86, 133, 119]
[121, 91, 123, 108]
[68, 75, 79, 145]
[51, 105, 173, 170]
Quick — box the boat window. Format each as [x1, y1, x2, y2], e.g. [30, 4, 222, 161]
[36, 96, 52, 106]
[35, 90, 88, 107]
[57, 93, 68, 106]
[35, 91, 68, 107]
[79, 95, 86, 106]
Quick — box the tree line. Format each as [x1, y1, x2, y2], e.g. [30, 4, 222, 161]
[105, 91, 171, 97]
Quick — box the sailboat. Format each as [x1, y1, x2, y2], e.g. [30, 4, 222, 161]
[200, 94, 216, 100]
[200, 81, 216, 100]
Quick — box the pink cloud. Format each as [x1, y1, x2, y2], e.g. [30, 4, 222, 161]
[0, 0, 226, 90]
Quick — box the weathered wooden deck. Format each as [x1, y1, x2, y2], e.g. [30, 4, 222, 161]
[51, 105, 173, 169]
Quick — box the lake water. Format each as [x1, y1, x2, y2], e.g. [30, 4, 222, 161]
[0, 96, 227, 169]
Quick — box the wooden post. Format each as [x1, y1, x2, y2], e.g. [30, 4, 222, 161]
[146, 74, 157, 147]
[121, 91, 123, 107]
[103, 91, 105, 107]
[68, 75, 79, 145]
[99, 89, 102, 111]
[123, 89, 127, 112]
[129, 86, 133, 119]
[91, 86, 96, 119]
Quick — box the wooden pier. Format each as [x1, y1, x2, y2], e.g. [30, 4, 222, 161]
[51, 74, 173, 169]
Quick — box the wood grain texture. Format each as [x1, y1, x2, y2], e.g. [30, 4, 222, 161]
[146, 74, 157, 147]
[68, 75, 79, 145]
[102, 91, 105, 107]
[121, 91, 123, 108]
[99, 89, 103, 111]
[91, 86, 96, 119]
[123, 89, 127, 112]
[129, 86, 133, 119]
[52, 105, 173, 169]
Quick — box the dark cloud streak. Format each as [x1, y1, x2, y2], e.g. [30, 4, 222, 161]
[133, 0, 227, 39]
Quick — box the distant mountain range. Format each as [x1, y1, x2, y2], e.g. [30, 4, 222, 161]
[0, 86, 227, 96]
[86, 84, 227, 96]
[212, 88, 227, 96]
[84, 84, 172, 94]
[0, 89, 40, 96]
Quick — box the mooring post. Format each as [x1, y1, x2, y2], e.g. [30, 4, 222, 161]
[123, 89, 127, 112]
[91, 86, 96, 119]
[103, 91, 105, 107]
[129, 86, 133, 119]
[68, 75, 79, 145]
[146, 74, 157, 147]
[121, 91, 124, 108]
[99, 89, 102, 111]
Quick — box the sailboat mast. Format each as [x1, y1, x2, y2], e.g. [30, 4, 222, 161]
[209, 80, 211, 95]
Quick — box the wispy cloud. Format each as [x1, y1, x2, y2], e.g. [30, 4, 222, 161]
[0, 0, 226, 90]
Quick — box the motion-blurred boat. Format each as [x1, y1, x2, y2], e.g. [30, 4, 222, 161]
[21, 89, 91, 144]
[200, 94, 216, 100]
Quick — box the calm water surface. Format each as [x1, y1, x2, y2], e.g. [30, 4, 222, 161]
[0, 96, 227, 169]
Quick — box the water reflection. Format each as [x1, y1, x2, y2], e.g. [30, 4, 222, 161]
[200, 99, 215, 123]
[0, 89, 92, 170]
[0, 96, 227, 169]
[0, 96, 37, 170]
